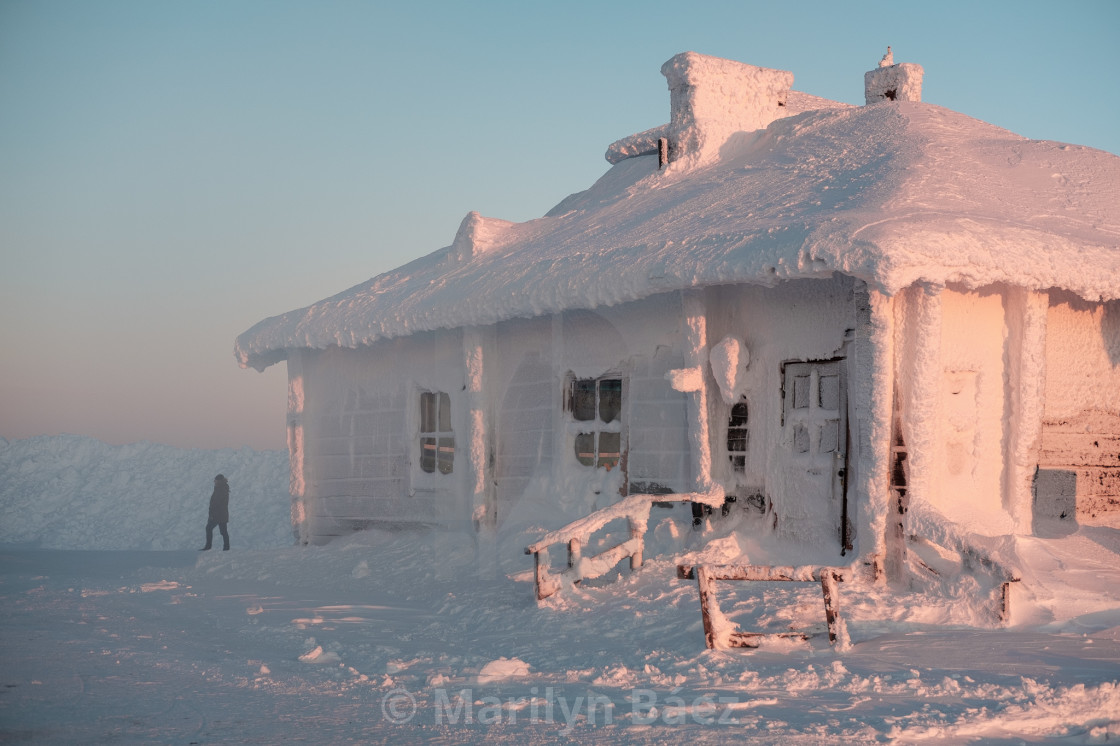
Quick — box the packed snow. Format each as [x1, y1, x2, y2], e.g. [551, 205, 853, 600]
[2, 435, 1120, 742]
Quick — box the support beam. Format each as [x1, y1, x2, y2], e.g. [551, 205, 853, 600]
[286, 349, 309, 546]
[680, 290, 713, 494]
[855, 285, 896, 578]
[1005, 288, 1048, 530]
[888, 283, 942, 579]
[463, 327, 495, 529]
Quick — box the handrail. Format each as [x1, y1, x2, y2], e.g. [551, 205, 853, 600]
[525, 489, 724, 600]
[678, 563, 848, 649]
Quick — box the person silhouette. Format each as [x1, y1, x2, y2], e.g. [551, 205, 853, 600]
[201, 474, 230, 551]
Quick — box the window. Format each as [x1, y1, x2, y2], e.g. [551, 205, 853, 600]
[570, 377, 622, 470]
[419, 391, 454, 474]
[727, 401, 748, 473]
[782, 360, 846, 458]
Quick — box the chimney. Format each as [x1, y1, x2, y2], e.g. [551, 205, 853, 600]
[864, 47, 924, 104]
[447, 211, 513, 267]
[660, 52, 794, 168]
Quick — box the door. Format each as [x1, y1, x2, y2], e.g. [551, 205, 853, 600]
[775, 360, 848, 551]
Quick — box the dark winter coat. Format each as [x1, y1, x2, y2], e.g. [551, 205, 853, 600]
[209, 477, 230, 523]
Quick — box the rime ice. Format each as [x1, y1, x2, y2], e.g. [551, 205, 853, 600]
[234, 52, 1120, 602]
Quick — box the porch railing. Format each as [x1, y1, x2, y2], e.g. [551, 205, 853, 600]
[525, 490, 725, 600]
[677, 564, 847, 649]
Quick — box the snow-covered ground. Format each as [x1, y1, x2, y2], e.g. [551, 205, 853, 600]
[2, 435, 1119, 743]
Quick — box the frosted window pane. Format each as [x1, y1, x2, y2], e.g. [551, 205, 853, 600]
[574, 433, 596, 466]
[820, 420, 839, 453]
[572, 380, 596, 421]
[819, 375, 840, 410]
[793, 376, 810, 409]
[438, 392, 451, 432]
[729, 402, 748, 427]
[437, 437, 454, 474]
[599, 379, 622, 423]
[420, 436, 437, 473]
[598, 432, 621, 469]
[793, 423, 810, 454]
[420, 392, 437, 433]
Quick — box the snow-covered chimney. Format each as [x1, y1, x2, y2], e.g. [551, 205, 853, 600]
[864, 47, 924, 104]
[660, 51, 794, 168]
[447, 211, 513, 267]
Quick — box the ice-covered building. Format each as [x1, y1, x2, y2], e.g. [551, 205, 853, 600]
[236, 51, 1120, 582]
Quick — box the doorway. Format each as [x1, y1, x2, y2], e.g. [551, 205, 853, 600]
[775, 359, 849, 551]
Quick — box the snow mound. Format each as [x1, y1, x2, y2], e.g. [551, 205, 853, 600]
[477, 657, 531, 684]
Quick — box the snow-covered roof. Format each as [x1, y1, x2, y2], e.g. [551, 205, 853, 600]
[236, 53, 1120, 372]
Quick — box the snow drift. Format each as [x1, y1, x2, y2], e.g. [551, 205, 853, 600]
[0, 435, 290, 550]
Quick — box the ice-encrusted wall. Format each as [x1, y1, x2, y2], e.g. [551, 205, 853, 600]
[554, 296, 693, 500]
[1037, 294, 1120, 525]
[298, 329, 468, 542]
[1043, 294, 1120, 423]
[628, 345, 690, 494]
[284, 275, 1093, 560]
[494, 318, 556, 522]
[290, 293, 701, 537]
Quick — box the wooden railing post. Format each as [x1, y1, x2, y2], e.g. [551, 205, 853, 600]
[820, 569, 841, 645]
[629, 517, 644, 570]
[696, 565, 720, 649]
[1000, 579, 1020, 625]
[568, 537, 582, 569]
[534, 548, 548, 601]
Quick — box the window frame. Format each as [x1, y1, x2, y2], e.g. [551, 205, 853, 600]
[566, 373, 625, 471]
[726, 398, 749, 474]
[418, 390, 455, 476]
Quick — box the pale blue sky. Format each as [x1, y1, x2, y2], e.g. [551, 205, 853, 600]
[1, 0, 1117, 450]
